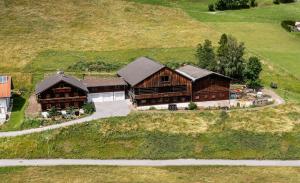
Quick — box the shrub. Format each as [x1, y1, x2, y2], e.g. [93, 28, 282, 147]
[188, 102, 198, 110]
[83, 103, 95, 114]
[149, 106, 157, 110]
[279, 0, 295, 3]
[208, 4, 215, 11]
[68, 60, 122, 72]
[273, 0, 280, 4]
[250, 0, 257, 7]
[270, 82, 278, 89]
[48, 107, 58, 117]
[215, 0, 250, 10]
[281, 20, 296, 32]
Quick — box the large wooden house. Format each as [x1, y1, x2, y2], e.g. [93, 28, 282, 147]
[117, 57, 192, 106]
[35, 72, 88, 111]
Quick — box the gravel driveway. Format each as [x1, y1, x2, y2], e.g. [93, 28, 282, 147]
[0, 100, 131, 138]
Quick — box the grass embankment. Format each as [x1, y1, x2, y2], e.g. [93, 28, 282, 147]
[0, 104, 299, 159]
[1, 166, 300, 183]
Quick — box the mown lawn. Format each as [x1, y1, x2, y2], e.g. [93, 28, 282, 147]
[1, 166, 300, 183]
[0, 104, 300, 159]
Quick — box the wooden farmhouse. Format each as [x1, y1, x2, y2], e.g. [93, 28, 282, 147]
[35, 57, 231, 111]
[35, 72, 89, 111]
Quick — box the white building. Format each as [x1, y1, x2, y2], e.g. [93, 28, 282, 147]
[0, 76, 13, 123]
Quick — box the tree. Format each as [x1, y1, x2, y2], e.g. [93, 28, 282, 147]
[195, 39, 217, 71]
[217, 34, 245, 80]
[243, 57, 262, 88]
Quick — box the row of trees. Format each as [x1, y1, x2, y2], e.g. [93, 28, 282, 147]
[196, 34, 262, 88]
[209, 0, 257, 11]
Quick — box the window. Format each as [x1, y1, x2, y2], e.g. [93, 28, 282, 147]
[160, 76, 170, 83]
[0, 76, 7, 84]
[65, 93, 70, 98]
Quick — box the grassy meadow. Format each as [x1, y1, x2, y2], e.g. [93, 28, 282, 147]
[1, 166, 300, 183]
[0, 104, 300, 159]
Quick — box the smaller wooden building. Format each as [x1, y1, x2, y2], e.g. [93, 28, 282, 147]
[82, 77, 127, 103]
[35, 72, 88, 111]
[177, 65, 231, 102]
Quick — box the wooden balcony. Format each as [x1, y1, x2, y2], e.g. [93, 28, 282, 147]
[53, 87, 72, 93]
[131, 91, 191, 100]
[39, 96, 87, 104]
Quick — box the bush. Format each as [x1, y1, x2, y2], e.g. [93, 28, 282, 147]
[149, 106, 157, 110]
[48, 107, 58, 117]
[215, 0, 250, 10]
[281, 20, 296, 32]
[250, 0, 257, 7]
[83, 103, 95, 114]
[208, 4, 215, 11]
[188, 102, 198, 110]
[68, 60, 122, 72]
[273, 0, 280, 4]
[279, 0, 295, 3]
[270, 82, 278, 89]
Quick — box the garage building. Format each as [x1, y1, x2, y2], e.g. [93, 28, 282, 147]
[82, 77, 127, 103]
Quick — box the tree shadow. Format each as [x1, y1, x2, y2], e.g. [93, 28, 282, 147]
[11, 94, 26, 112]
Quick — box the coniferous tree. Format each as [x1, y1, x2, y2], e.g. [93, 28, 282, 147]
[243, 57, 262, 88]
[195, 39, 217, 71]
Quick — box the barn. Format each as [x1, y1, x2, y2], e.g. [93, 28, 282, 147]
[117, 57, 192, 106]
[177, 65, 231, 102]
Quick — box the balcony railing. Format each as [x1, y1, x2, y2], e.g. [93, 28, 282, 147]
[130, 91, 191, 99]
[53, 87, 72, 93]
[39, 96, 87, 103]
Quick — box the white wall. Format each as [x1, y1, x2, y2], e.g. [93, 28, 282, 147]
[0, 98, 8, 122]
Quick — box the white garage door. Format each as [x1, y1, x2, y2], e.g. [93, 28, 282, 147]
[88, 92, 125, 103]
[114, 91, 125, 101]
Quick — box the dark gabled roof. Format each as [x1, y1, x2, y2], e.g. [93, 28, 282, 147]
[35, 73, 88, 94]
[117, 57, 165, 86]
[176, 65, 231, 81]
[82, 77, 127, 87]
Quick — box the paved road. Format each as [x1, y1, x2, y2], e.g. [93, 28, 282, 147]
[0, 159, 300, 167]
[0, 101, 131, 138]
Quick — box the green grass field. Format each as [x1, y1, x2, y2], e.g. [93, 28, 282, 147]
[1, 166, 300, 183]
[0, 104, 299, 159]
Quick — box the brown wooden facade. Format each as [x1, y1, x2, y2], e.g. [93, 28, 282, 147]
[37, 81, 88, 111]
[88, 85, 126, 93]
[192, 74, 230, 102]
[129, 67, 192, 106]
